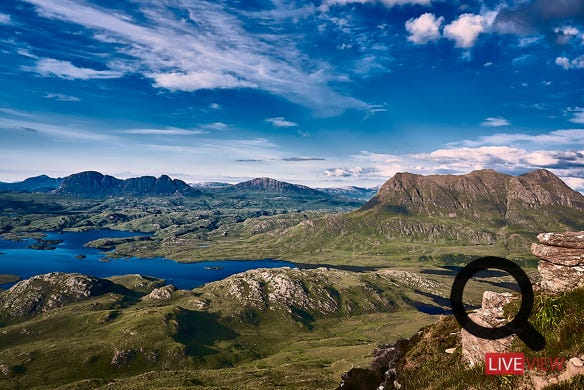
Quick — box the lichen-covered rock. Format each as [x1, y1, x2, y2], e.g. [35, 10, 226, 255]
[145, 284, 176, 300]
[532, 231, 584, 293]
[537, 232, 584, 249]
[531, 243, 584, 266]
[0, 272, 116, 320]
[537, 260, 584, 292]
[460, 291, 518, 367]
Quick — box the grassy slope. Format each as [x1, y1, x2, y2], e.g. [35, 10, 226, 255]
[391, 287, 584, 390]
[0, 268, 448, 389]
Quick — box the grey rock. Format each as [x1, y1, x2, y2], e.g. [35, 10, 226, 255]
[145, 284, 176, 300]
[531, 243, 584, 266]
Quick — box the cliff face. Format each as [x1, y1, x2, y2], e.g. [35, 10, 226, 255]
[55, 171, 200, 197]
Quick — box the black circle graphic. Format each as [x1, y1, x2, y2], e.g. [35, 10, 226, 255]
[450, 256, 546, 351]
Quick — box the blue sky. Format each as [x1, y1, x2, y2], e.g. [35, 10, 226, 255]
[0, 0, 583, 190]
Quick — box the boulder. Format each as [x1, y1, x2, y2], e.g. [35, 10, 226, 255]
[461, 291, 518, 367]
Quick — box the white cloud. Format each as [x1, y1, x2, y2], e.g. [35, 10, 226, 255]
[481, 117, 510, 127]
[0, 13, 10, 24]
[562, 177, 584, 193]
[405, 13, 443, 44]
[568, 108, 584, 124]
[324, 166, 376, 177]
[554, 26, 580, 37]
[556, 56, 584, 70]
[203, 122, 228, 130]
[23, 0, 365, 115]
[444, 14, 489, 48]
[265, 117, 298, 127]
[29, 58, 123, 80]
[151, 71, 256, 91]
[44, 93, 81, 102]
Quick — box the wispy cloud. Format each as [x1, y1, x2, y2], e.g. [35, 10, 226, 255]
[44, 93, 81, 102]
[481, 117, 510, 127]
[455, 129, 584, 147]
[144, 138, 278, 160]
[567, 107, 584, 124]
[265, 117, 298, 128]
[23, 0, 365, 114]
[283, 157, 325, 161]
[123, 128, 207, 135]
[0, 117, 116, 141]
[321, 0, 432, 11]
[27, 58, 123, 80]
[202, 122, 228, 131]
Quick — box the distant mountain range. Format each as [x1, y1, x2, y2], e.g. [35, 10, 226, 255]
[0, 171, 200, 198]
[0, 172, 377, 200]
[0, 175, 63, 193]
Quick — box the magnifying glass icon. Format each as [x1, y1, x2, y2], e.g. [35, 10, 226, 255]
[450, 256, 546, 351]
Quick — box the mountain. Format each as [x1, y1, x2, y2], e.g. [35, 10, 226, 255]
[55, 171, 201, 198]
[317, 186, 378, 201]
[267, 169, 584, 261]
[231, 177, 327, 197]
[0, 175, 62, 192]
[362, 169, 584, 222]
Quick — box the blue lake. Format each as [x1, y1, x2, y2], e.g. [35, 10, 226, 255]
[0, 230, 295, 290]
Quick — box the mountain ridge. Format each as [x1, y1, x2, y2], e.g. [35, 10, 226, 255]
[55, 171, 201, 198]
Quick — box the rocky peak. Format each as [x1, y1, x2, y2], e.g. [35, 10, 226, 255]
[361, 170, 584, 227]
[55, 171, 200, 197]
[233, 177, 325, 196]
[0, 272, 117, 320]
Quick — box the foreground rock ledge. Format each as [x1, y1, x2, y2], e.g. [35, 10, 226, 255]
[532, 231, 584, 293]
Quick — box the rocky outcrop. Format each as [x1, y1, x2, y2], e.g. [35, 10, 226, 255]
[532, 231, 584, 292]
[0, 272, 117, 320]
[461, 291, 518, 367]
[201, 267, 409, 321]
[145, 284, 176, 300]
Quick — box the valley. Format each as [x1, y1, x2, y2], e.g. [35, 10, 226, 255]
[0, 169, 583, 388]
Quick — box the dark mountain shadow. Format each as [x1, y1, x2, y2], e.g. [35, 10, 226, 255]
[171, 308, 238, 358]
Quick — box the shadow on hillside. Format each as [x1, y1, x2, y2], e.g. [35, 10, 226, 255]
[172, 309, 238, 358]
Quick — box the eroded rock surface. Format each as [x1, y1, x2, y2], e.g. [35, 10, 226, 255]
[532, 231, 584, 292]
